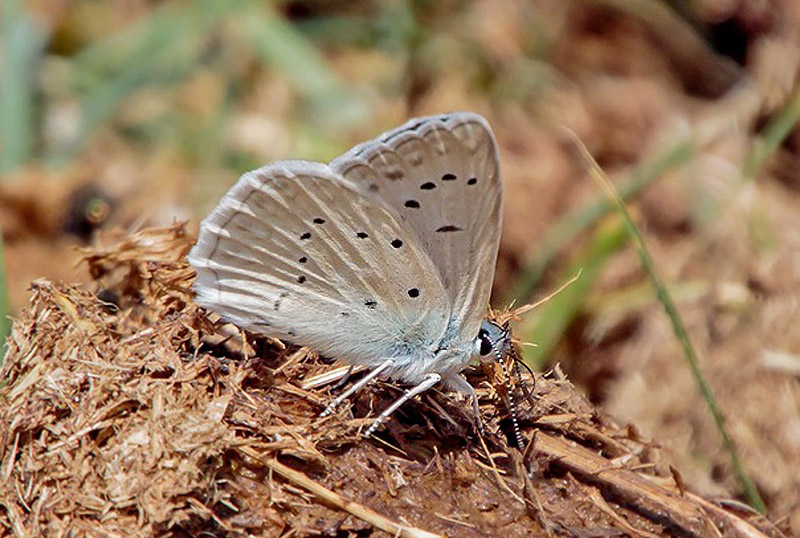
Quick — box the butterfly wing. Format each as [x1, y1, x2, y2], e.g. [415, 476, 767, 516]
[330, 112, 502, 345]
[188, 161, 451, 370]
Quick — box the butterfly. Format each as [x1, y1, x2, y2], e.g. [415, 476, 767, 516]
[188, 112, 521, 442]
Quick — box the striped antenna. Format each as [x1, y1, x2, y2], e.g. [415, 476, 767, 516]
[492, 339, 525, 451]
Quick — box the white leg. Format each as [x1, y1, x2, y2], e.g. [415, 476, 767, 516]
[320, 359, 393, 417]
[445, 374, 483, 434]
[364, 373, 441, 436]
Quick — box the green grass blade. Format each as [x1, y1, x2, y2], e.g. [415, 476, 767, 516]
[505, 137, 693, 305]
[521, 218, 627, 369]
[576, 137, 767, 514]
[0, 0, 47, 173]
[293, 15, 377, 48]
[743, 89, 800, 180]
[0, 234, 10, 364]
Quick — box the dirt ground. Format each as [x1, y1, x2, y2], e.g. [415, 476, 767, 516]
[1, 1, 799, 537]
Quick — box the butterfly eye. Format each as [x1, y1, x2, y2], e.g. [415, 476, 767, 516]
[478, 329, 493, 356]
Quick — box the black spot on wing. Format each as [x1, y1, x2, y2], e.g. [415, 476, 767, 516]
[298, 256, 307, 263]
[300, 232, 311, 240]
[364, 300, 377, 309]
[420, 182, 436, 190]
[442, 173, 456, 181]
[436, 225, 463, 233]
[296, 275, 306, 283]
[274, 292, 288, 311]
[467, 177, 477, 185]
[356, 232, 369, 239]
[407, 288, 420, 298]
[404, 200, 420, 208]
[313, 218, 325, 224]
[391, 239, 403, 248]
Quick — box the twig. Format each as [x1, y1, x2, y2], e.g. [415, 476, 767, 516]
[476, 430, 525, 504]
[532, 430, 775, 537]
[240, 448, 442, 538]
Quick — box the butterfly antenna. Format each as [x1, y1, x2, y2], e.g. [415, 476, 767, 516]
[506, 269, 583, 320]
[495, 347, 525, 451]
[510, 345, 537, 407]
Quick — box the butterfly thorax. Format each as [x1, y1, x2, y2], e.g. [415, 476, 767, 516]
[365, 315, 466, 381]
[385, 345, 470, 385]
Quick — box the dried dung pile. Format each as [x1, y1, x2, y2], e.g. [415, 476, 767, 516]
[0, 224, 785, 537]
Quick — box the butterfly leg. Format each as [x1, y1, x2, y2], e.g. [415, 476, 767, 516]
[319, 359, 393, 418]
[445, 374, 484, 435]
[364, 373, 441, 437]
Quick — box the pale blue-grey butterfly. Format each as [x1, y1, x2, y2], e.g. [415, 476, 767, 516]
[188, 112, 522, 443]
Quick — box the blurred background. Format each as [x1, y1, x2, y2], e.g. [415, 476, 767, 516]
[1, 0, 799, 532]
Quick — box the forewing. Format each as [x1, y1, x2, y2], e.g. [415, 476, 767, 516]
[330, 112, 502, 344]
[188, 161, 450, 367]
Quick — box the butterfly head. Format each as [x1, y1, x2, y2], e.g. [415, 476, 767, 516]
[472, 318, 530, 450]
[473, 319, 512, 363]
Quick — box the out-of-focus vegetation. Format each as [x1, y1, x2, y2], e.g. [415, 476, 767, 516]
[0, 1, 551, 178]
[0, 235, 8, 354]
